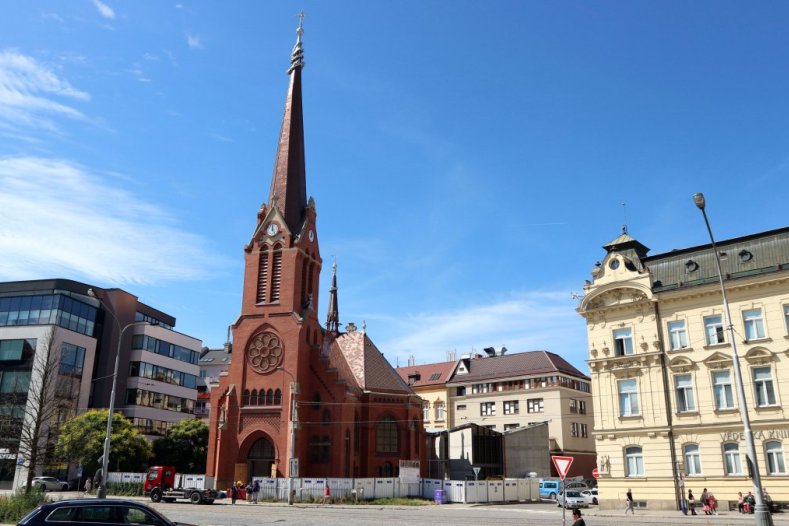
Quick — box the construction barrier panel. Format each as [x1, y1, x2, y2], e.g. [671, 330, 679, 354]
[374, 478, 396, 499]
[444, 480, 466, 503]
[487, 480, 504, 502]
[503, 479, 519, 502]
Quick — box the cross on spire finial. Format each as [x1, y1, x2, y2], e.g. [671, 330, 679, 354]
[289, 10, 305, 73]
[296, 10, 305, 41]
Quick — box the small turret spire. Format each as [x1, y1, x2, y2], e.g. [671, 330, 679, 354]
[326, 260, 340, 332]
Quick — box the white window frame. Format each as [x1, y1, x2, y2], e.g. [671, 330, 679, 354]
[766, 441, 786, 475]
[434, 402, 445, 422]
[712, 370, 735, 410]
[422, 402, 430, 422]
[675, 374, 696, 412]
[580, 423, 588, 438]
[618, 379, 640, 417]
[668, 320, 689, 350]
[480, 402, 495, 416]
[743, 308, 766, 340]
[704, 314, 725, 345]
[684, 444, 702, 476]
[527, 398, 544, 413]
[753, 366, 777, 407]
[724, 443, 742, 475]
[613, 328, 634, 356]
[784, 304, 789, 335]
[625, 446, 644, 477]
[503, 400, 519, 415]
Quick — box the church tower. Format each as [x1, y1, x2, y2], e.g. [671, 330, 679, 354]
[207, 18, 424, 489]
[207, 16, 323, 486]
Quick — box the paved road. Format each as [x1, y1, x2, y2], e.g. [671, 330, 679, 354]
[9, 492, 789, 526]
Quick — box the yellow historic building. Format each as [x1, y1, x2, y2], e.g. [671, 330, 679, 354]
[578, 226, 789, 511]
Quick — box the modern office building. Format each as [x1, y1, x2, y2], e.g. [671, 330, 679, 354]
[0, 279, 202, 488]
[577, 226, 789, 510]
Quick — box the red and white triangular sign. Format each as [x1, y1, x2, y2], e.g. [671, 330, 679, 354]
[552, 455, 574, 480]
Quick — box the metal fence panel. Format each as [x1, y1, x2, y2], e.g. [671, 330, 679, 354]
[422, 479, 442, 499]
[443, 480, 465, 503]
[353, 478, 375, 500]
[373, 478, 396, 499]
[487, 480, 504, 502]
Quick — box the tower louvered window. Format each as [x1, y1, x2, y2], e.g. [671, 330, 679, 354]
[256, 250, 268, 303]
[271, 248, 282, 302]
[301, 258, 309, 306]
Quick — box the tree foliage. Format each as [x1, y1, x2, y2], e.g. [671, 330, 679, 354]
[55, 410, 152, 473]
[152, 419, 208, 473]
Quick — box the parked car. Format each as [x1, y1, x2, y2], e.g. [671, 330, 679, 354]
[18, 499, 195, 526]
[581, 488, 598, 505]
[31, 477, 69, 491]
[557, 490, 589, 509]
[539, 480, 561, 500]
[564, 481, 589, 492]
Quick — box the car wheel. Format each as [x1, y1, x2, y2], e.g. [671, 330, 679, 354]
[150, 488, 162, 503]
[550, 492, 556, 500]
[62, 484, 69, 491]
[190, 491, 202, 504]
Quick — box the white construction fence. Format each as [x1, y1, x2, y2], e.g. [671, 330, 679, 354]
[107, 472, 540, 504]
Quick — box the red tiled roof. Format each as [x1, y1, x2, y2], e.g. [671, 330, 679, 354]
[331, 331, 414, 395]
[396, 361, 458, 388]
[447, 350, 589, 384]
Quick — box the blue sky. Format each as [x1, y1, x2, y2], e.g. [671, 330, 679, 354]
[1, 1, 787, 373]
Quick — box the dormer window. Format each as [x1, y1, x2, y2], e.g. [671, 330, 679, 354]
[407, 373, 420, 386]
[739, 249, 753, 262]
[609, 259, 620, 270]
[685, 260, 699, 272]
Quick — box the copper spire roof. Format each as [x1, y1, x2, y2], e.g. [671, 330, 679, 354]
[268, 15, 307, 235]
[326, 261, 339, 332]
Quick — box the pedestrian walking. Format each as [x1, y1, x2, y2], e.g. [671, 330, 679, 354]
[708, 491, 718, 515]
[701, 488, 710, 514]
[624, 488, 635, 515]
[246, 482, 253, 503]
[252, 480, 260, 503]
[230, 484, 238, 505]
[84, 478, 92, 495]
[572, 508, 586, 526]
[321, 483, 331, 504]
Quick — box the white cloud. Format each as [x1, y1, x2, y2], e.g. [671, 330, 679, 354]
[0, 50, 89, 138]
[92, 0, 115, 20]
[186, 33, 203, 50]
[374, 291, 589, 370]
[0, 156, 227, 285]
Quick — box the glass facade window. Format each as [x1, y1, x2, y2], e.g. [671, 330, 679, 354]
[125, 388, 195, 414]
[128, 361, 198, 389]
[668, 321, 689, 350]
[613, 328, 634, 356]
[753, 367, 777, 407]
[0, 294, 96, 336]
[712, 370, 735, 410]
[134, 311, 172, 330]
[704, 315, 725, 345]
[0, 340, 25, 361]
[724, 443, 742, 475]
[684, 444, 702, 475]
[675, 374, 696, 412]
[132, 417, 175, 437]
[59, 343, 86, 376]
[618, 379, 639, 417]
[766, 441, 786, 475]
[743, 308, 766, 340]
[131, 334, 199, 365]
[376, 416, 398, 453]
[625, 446, 643, 477]
[527, 398, 543, 413]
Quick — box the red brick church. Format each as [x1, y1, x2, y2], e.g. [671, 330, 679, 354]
[206, 20, 424, 488]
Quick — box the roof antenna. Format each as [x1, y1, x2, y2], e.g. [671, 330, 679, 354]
[621, 202, 628, 234]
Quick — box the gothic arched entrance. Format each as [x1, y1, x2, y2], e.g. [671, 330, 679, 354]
[247, 436, 275, 478]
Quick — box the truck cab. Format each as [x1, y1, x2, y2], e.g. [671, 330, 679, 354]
[144, 466, 175, 495]
[144, 466, 217, 505]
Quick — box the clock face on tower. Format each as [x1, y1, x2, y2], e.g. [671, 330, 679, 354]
[308, 230, 314, 242]
[266, 223, 279, 236]
[246, 331, 284, 374]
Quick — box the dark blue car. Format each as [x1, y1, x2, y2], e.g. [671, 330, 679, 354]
[18, 499, 194, 526]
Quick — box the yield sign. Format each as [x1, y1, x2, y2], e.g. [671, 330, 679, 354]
[552, 455, 574, 480]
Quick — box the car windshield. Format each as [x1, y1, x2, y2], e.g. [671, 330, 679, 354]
[147, 470, 159, 481]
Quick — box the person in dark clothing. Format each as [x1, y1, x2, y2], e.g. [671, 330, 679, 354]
[688, 489, 698, 515]
[572, 508, 586, 526]
[230, 484, 238, 505]
[625, 488, 634, 515]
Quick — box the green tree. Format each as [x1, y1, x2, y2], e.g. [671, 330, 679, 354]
[55, 410, 152, 474]
[152, 419, 208, 473]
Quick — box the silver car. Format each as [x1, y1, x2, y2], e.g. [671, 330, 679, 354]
[31, 476, 69, 491]
[557, 490, 589, 508]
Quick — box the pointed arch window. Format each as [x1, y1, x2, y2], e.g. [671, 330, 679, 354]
[256, 248, 269, 303]
[242, 389, 250, 406]
[376, 416, 398, 454]
[274, 389, 282, 405]
[301, 258, 309, 307]
[270, 245, 283, 302]
[250, 389, 258, 406]
[266, 389, 274, 405]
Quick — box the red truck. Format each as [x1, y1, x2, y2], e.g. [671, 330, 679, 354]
[144, 466, 218, 505]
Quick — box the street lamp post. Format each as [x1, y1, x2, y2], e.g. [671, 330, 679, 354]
[692, 193, 773, 526]
[277, 366, 298, 505]
[87, 289, 149, 499]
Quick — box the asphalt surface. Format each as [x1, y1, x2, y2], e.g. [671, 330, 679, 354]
[5, 492, 789, 526]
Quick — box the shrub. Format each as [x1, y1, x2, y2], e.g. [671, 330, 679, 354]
[0, 488, 48, 523]
[106, 482, 143, 496]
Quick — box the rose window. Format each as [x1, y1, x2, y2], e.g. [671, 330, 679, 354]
[246, 331, 284, 374]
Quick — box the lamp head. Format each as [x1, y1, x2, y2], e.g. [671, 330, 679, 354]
[692, 192, 706, 210]
[87, 288, 96, 298]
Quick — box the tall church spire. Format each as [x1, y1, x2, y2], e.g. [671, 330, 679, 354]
[326, 261, 339, 332]
[268, 13, 307, 235]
